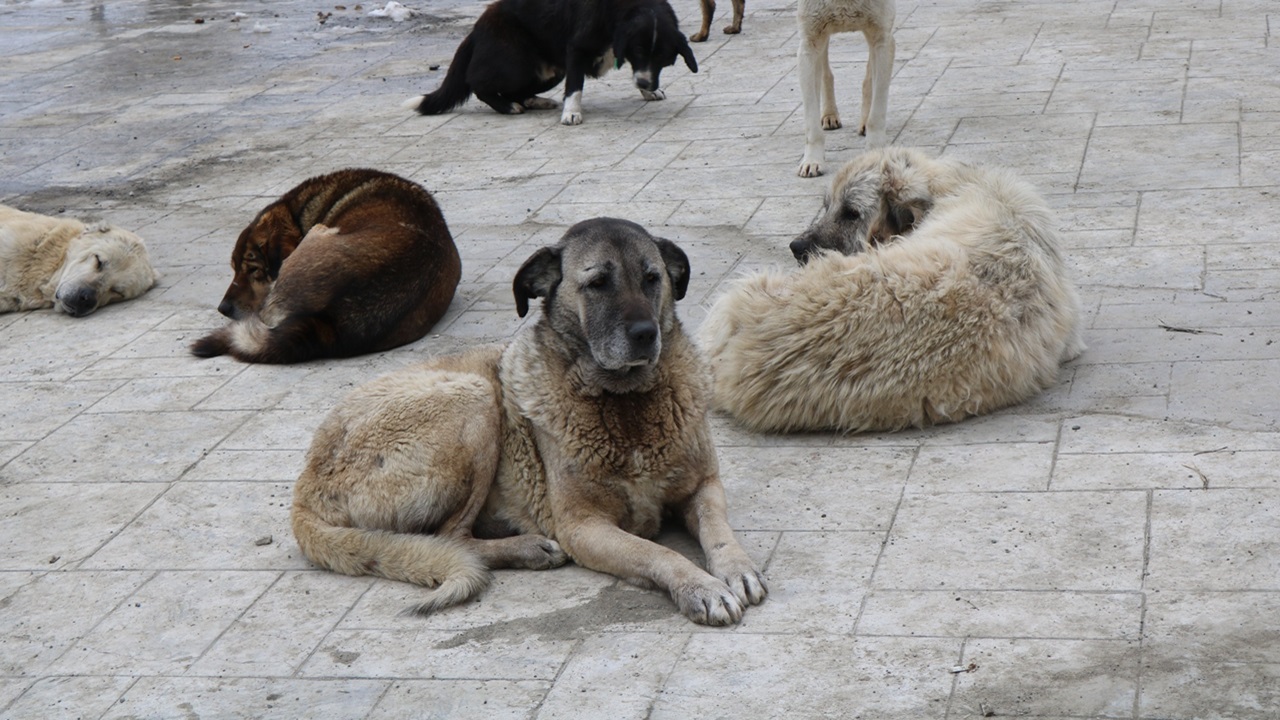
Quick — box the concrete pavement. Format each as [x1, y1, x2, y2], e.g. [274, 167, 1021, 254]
[1, 0, 1278, 717]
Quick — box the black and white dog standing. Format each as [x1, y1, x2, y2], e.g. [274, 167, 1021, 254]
[410, 0, 697, 125]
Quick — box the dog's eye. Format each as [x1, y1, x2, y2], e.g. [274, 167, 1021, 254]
[94, 254, 106, 271]
[644, 271, 662, 285]
[586, 275, 608, 289]
[841, 206, 861, 221]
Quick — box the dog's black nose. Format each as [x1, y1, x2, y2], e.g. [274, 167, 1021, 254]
[217, 299, 237, 318]
[60, 287, 98, 317]
[627, 319, 658, 348]
[789, 237, 814, 265]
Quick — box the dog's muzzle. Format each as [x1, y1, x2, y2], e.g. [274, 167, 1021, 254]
[217, 298, 239, 319]
[56, 286, 99, 317]
[789, 235, 817, 265]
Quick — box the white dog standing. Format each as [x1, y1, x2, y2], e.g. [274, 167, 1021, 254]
[797, 0, 896, 178]
[700, 148, 1086, 434]
[0, 205, 158, 317]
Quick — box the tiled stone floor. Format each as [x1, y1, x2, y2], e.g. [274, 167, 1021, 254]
[2, 0, 1278, 717]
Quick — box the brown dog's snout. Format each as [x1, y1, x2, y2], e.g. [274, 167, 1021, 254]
[217, 298, 238, 319]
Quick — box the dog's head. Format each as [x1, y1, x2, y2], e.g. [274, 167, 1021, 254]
[52, 225, 159, 317]
[217, 203, 304, 319]
[514, 218, 690, 392]
[612, 3, 698, 95]
[790, 147, 935, 264]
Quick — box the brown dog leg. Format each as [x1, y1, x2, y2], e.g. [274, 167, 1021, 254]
[690, 0, 714, 42]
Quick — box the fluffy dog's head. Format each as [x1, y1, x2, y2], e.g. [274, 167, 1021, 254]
[514, 217, 690, 392]
[789, 147, 937, 264]
[217, 203, 304, 319]
[612, 2, 698, 97]
[52, 225, 159, 317]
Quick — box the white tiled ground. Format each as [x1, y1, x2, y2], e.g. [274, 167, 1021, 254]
[1, 0, 1278, 717]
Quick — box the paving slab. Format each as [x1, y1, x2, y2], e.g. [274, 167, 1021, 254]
[2, 0, 1279, 717]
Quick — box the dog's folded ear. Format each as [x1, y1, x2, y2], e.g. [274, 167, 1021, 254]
[513, 246, 563, 317]
[678, 36, 698, 73]
[252, 207, 305, 277]
[654, 238, 690, 300]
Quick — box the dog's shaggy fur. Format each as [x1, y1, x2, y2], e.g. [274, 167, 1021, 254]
[0, 205, 158, 317]
[796, 0, 896, 178]
[699, 148, 1085, 433]
[292, 219, 766, 625]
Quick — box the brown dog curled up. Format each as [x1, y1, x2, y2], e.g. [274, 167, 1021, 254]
[191, 168, 460, 363]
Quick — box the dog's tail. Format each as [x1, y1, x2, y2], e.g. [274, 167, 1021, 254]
[189, 316, 338, 364]
[291, 500, 492, 615]
[409, 34, 476, 115]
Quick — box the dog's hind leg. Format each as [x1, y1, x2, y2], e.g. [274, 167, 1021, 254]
[474, 90, 526, 114]
[725, 0, 745, 34]
[860, 27, 894, 147]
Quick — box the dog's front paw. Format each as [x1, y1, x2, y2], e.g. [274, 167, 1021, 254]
[821, 114, 842, 130]
[560, 110, 583, 125]
[640, 88, 666, 101]
[720, 567, 768, 606]
[671, 577, 746, 625]
[797, 159, 823, 178]
[689, 30, 709, 42]
[723, 23, 741, 34]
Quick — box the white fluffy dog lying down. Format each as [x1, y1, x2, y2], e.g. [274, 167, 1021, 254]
[0, 204, 158, 317]
[699, 147, 1085, 433]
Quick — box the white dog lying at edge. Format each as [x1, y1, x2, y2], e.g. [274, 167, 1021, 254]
[0, 205, 159, 317]
[797, 0, 896, 178]
[700, 147, 1086, 434]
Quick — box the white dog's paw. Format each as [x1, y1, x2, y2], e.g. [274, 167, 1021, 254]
[561, 92, 584, 125]
[864, 128, 888, 148]
[560, 111, 583, 125]
[671, 577, 746, 625]
[640, 88, 666, 101]
[821, 113, 842, 130]
[798, 158, 823, 178]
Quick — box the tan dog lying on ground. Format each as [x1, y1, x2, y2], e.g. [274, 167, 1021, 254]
[0, 204, 158, 317]
[291, 218, 767, 625]
[191, 168, 460, 363]
[700, 147, 1086, 433]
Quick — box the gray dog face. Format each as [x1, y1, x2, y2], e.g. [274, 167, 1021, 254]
[514, 218, 690, 390]
[789, 151, 934, 264]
